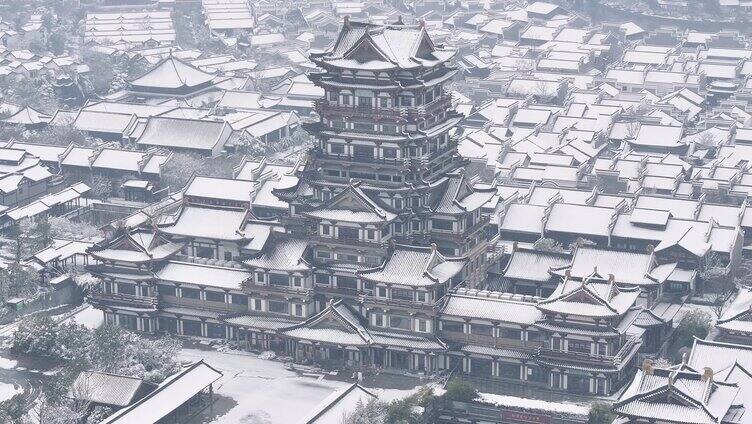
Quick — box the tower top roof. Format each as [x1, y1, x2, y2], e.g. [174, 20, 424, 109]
[311, 20, 454, 71]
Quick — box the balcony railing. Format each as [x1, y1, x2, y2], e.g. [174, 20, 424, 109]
[88, 289, 159, 310]
[311, 148, 454, 172]
[311, 235, 388, 250]
[360, 293, 439, 311]
[310, 148, 403, 166]
[439, 330, 544, 351]
[242, 280, 314, 297]
[315, 285, 361, 298]
[535, 337, 642, 368]
[160, 295, 247, 314]
[430, 217, 491, 241]
[315, 94, 453, 121]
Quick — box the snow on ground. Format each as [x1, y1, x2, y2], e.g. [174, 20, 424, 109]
[432, 388, 590, 416]
[0, 357, 17, 370]
[180, 347, 349, 424]
[477, 392, 590, 415]
[58, 304, 103, 329]
[180, 347, 427, 423]
[0, 382, 22, 402]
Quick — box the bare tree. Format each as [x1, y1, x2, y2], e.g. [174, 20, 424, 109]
[625, 121, 641, 139]
[710, 288, 734, 319]
[695, 131, 719, 148]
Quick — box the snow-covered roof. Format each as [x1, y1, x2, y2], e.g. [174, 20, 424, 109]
[442, 290, 542, 324]
[130, 56, 215, 90]
[357, 244, 466, 287]
[312, 20, 454, 71]
[156, 261, 251, 290]
[99, 361, 222, 424]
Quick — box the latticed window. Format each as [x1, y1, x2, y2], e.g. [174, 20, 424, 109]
[392, 288, 413, 301]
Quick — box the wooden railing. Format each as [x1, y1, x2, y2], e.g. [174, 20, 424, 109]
[536, 337, 642, 367]
[160, 295, 248, 314]
[242, 280, 314, 297]
[439, 330, 544, 350]
[360, 293, 440, 312]
[314, 94, 452, 121]
[88, 289, 158, 310]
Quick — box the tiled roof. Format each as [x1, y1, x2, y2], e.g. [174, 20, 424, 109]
[185, 176, 253, 203]
[717, 287, 752, 334]
[303, 184, 396, 224]
[442, 292, 542, 324]
[538, 277, 641, 318]
[99, 361, 222, 424]
[134, 117, 231, 152]
[567, 246, 655, 285]
[222, 314, 299, 331]
[70, 371, 151, 407]
[614, 367, 740, 424]
[157, 205, 249, 241]
[431, 172, 496, 215]
[244, 236, 310, 272]
[2, 106, 49, 125]
[156, 261, 251, 290]
[314, 20, 454, 70]
[502, 248, 570, 282]
[460, 344, 534, 360]
[357, 245, 465, 287]
[130, 56, 215, 89]
[89, 230, 185, 264]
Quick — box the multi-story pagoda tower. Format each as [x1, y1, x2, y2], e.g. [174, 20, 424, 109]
[276, 18, 495, 314]
[86, 18, 496, 373]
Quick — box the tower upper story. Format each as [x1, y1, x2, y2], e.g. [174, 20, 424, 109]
[305, 18, 463, 192]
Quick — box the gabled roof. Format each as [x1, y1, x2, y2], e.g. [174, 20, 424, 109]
[654, 226, 711, 257]
[312, 20, 454, 70]
[298, 383, 378, 424]
[69, 370, 155, 407]
[431, 171, 496, 215]
[357, 244, 466, 287]
[280, 300, 446, 350]
[557, 245, 670, 287]
[89, 229, 185, 264]
[717, 287, 752, 334]
[442, 290, 542, 325]
[129, 55, 215, 90]
[689, 338, 752, 373]
[613, 366, 740, 424]
[99, 361, 222, 424]
[303, 183, 396, 224]
[281, 300, 373, 347]
[1, 105, 50, 125]
[243, 234, 311, 272]
[156, 204, 251, 241]
[501, 247, 570, 283]
[538, 275, 641, 318]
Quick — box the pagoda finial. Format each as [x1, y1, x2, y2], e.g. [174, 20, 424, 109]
[395, 15, 404, 25]
[344, 15, 350, 28]
[419, 19, 425, 28]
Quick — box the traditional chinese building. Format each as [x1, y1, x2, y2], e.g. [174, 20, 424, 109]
[87, 19, 499, 377]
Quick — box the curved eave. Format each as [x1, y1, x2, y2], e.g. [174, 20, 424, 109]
[89, 251, 157, 264]
[312, 53, 453, 72]
[537, 304, 620, 319]
[157, 227, 249, 242]
[358, 273, 438, 287]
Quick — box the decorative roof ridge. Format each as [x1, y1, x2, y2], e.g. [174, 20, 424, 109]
[307, 183, 390, 218]
[282, 299, 373, 344]
[422, 243, 443, 282]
